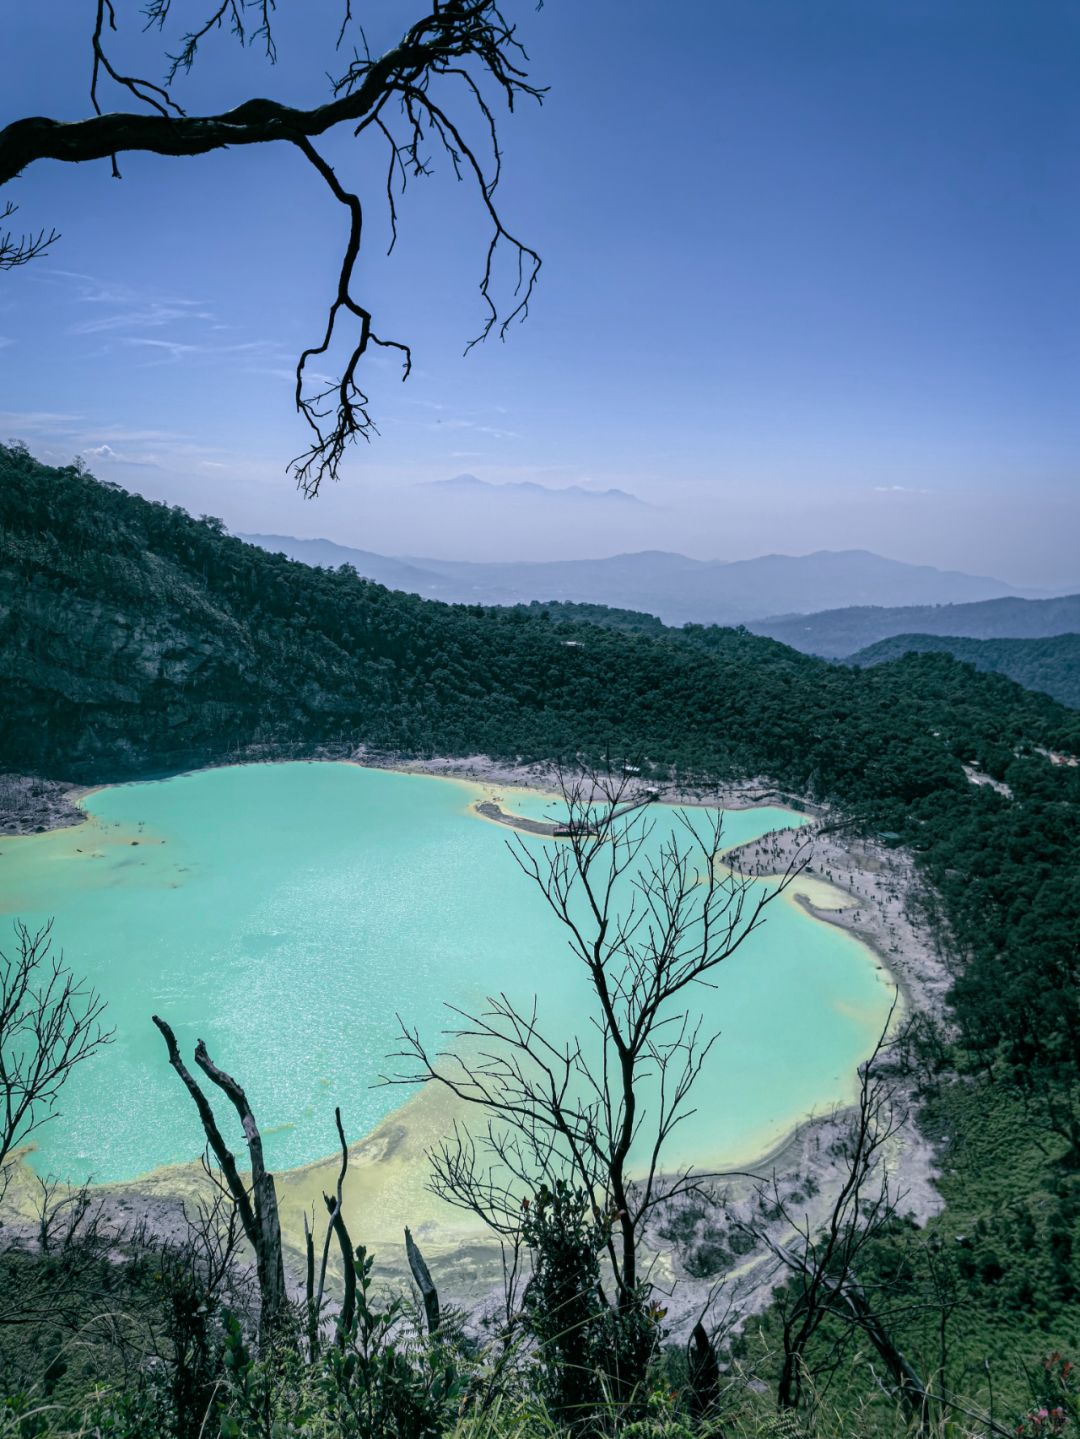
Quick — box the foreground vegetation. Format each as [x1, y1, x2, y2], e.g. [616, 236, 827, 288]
[2, 444, 1080, 1435]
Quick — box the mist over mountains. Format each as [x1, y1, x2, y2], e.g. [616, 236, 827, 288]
[240, 533, 1054, 628]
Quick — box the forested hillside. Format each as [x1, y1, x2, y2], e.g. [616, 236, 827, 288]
[4, 444, 1080, 1419]
[851, 632, 1080, 708]
[7, 445, 1076, 791]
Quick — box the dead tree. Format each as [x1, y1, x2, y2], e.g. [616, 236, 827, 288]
[735, 1001, 931, 1429]
[152, 1015, 287, 1341]
[0, 2, 543, 493]
[0, 919, 112, 1191]
[315, 1106, 358, 1350]
[394, 771, 806, 1327]
[406, 1226, 441, 1335]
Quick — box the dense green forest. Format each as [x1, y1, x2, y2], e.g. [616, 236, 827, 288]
[849, 632, 1080, 709]
[3, 443, 1080, 1434]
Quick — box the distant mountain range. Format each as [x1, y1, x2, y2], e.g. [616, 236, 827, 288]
[752, 593, 1080, 657]
[238, 532, 1080, 711]
[416, 474, 648, 506]
[240, 535, 1049, 626]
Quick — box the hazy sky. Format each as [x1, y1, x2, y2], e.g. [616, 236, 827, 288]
[2, 1, 1078, 583]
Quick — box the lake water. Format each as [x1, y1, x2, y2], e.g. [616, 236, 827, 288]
[0, 763, 893, 1185]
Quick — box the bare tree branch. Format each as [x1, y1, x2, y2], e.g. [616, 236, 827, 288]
[0, 1, 545, 492]
[0, 202, 60, 270]
[0, 919, 112, 1189]
[392, 770, 807, 1324]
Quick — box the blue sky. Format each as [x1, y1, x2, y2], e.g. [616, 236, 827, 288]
[1, 0, 1077, 581]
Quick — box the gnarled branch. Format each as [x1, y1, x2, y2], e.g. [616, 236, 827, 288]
[0, 1, 544, 493]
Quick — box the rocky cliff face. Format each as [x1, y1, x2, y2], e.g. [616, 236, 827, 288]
[3, 586, 250, 702]
[0, 547, 263, 775]
[0, 451, 294, 776]
[0, 773, 86, 834]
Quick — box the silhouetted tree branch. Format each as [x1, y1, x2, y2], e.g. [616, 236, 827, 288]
[0, 202, 60, 270]
[0, 1, 543, 493]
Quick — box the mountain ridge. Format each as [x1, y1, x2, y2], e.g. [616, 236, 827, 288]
[753, 593, 1080, 656]
[240, 533, 1039, 624]
[416, 473, 649, 505]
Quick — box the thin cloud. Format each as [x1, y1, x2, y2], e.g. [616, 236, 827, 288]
[431, 417, 518, 440]
[46, 271, 215, 345]
[0, 409, 85, 435]
[87, 425, 191, 444]
[122, 336, 202, 360]
[1, 410, 231, 475]
[121, 336, 286, 366]
[71, 302, 215, 337]
[873, 484, 935, 495]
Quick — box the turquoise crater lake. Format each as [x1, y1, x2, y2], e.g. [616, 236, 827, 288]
[0, 763, 893, 1185]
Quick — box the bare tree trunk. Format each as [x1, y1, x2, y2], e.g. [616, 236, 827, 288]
[193, 1038, 287, 1330]
[324, 1193, 357, 1344]
[152, 1016, 287, 1341]
[836, 1279, 931, 1434]
[405, 1226, 440, 1335]
[303, 1214, 318, 1361]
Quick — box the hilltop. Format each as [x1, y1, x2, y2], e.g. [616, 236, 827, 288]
[753, 592, 1080, 656]
[850, 632, 1080, 709]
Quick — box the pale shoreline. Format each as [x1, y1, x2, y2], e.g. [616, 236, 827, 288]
[0, 746, 812, 838]
[0, 751, 951, 1337]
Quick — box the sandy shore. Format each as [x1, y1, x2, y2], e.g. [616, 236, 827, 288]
[636, 820, 952, 1338]
[0, 745, 808, 838]
[0, 753, 953, 1339]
